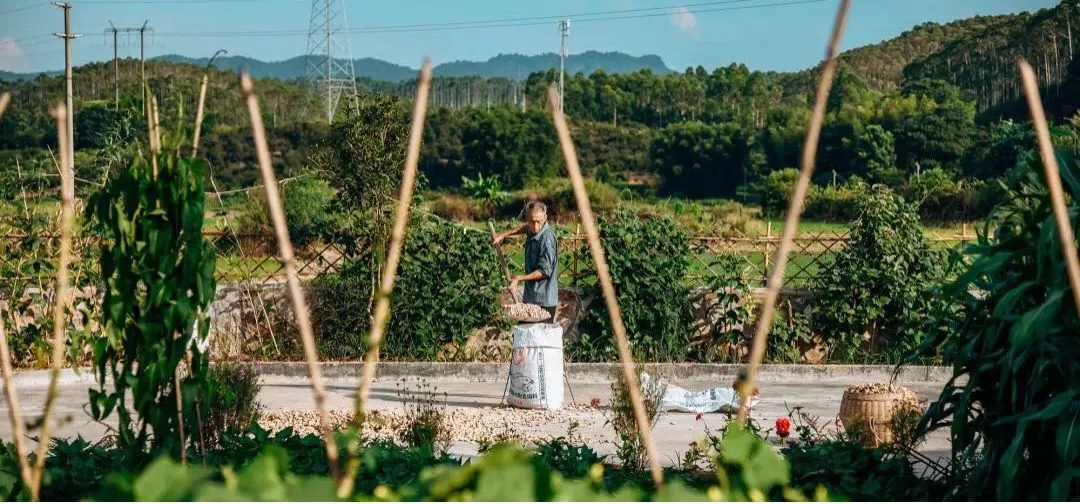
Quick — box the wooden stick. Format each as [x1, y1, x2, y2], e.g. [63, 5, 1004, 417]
[0, 297, 33, 497]
[1019, 59, 1080, 314]
[355, 59, 433, 414]
[239, 71, 340, 483]
[0, 94, 30, 491]
[548, 85, 663, 488]
[151, 95, 161, 178]
[174, 371, 186, 464]
[487, 221, 518, 302]
[192, 74, 209, 157]
[736, 0, 852, 425]
[31, 104, 75, 500]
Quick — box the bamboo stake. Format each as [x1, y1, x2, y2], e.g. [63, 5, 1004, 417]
[0, 275, 33, 494]
[31, 104, 75, 500]
[355, 59, 433, 414]
[1019, 59, 1080, 314]
[0, 95, 30, 491]
[548, 85, 663, 489]
[487, 221, 518, 302]
[239, 71, 340, 483]
[736, 0, 852, 425]
[192, 74, 209, 157]
[151, 95, 161, 178]
[174, 371, 187, 464]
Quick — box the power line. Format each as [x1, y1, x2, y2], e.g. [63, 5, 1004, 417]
[148, 0, 826, 38]
[0, 2, 49, 16]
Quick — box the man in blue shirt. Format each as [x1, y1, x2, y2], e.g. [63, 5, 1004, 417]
[493, 201, 559, 323]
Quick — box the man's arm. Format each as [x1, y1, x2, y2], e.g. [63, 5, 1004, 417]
[493, 224, 526, 245]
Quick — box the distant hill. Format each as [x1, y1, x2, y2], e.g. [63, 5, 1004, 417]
[435, 51, 670, 78]
[154, 54, 419, 82]
[0, 69, 62, 82]
[148, 50, 670, 82]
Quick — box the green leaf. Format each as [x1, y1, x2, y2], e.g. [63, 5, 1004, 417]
[133, 457, 210, 501]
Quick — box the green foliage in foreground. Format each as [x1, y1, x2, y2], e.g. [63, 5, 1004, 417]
[916, 151, 1080, 501]
[0, 424, 853, 502]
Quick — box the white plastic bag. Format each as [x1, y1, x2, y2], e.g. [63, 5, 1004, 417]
[507, 323, 564, 410]
[642, 372, 759, 414]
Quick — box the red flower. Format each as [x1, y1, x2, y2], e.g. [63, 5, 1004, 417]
[696, 413, 703, 421]
[775, 417, 791, 438]
[590, 397, 601, 408]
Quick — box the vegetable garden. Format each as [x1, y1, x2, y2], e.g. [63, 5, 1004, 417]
[1, 0, 1079, 501]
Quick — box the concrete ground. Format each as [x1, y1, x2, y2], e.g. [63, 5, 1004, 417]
[0, 368, 951, 467]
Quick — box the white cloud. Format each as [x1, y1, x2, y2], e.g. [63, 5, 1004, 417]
[669, 6, 700, 40]
[0, 37, 27, 72]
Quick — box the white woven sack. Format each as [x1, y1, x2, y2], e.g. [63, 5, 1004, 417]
[507, 323, 564, 410]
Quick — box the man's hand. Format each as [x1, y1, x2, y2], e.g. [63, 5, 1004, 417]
[509, 276, 519, 294]
[492, 232, 506, 246]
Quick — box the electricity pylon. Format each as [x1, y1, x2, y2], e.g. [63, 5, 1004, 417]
[305, 0, 357, 124]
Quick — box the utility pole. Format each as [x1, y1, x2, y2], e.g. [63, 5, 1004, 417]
[105, 21, 149, 111]
[53, 2, 79, 176]
[136, 21, 151, 108]
[109, 22, 118, 109]
[558, 19, 570, 114]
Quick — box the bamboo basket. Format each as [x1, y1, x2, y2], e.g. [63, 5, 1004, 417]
[838, 389, 903, 447]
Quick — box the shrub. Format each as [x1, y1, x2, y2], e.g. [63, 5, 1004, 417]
[202, 362, 263, 447]
[430, 193, 485, 222]
[550, 179, 622, 216]
[804, 176, 865, 222]
[395, 379, 451, 452]
[811, 186, 948, 362]
[570, 211, 693, 362]
[307, 260, 373, 359]
[607, 367, 666, 471]
[755, 168, 804, 218]
[236, 176, 337, 248]
[308, 215, 501, 361]
[767, 304, 814, 364]
[690, 254, 755, 362]
[914, 151, 1080, 500]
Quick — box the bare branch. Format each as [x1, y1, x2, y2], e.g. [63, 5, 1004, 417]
[240, 71, 340, 483]
[1019, 59, 1080, 314]
[0, 312, 34, 496]
[355, 59, 433, 412]
[32, 103, 76, 500]
[548, 85, 664, 488]
[737, 0, 853, 425]
[193, 74, 209, 157]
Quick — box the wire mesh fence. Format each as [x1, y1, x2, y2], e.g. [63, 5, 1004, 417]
[0, 229, 977, 291]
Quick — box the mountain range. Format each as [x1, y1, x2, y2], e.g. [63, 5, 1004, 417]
[0, 51, 671, 83]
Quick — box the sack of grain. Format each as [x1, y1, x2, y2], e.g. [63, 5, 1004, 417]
[644, 373, 760, 414]
[507, 323, 564, 410]
[504, 302, 551, 323]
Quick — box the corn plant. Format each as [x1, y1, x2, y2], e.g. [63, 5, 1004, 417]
[917, 151, 1080, 500]
[84, 143, 217, 458]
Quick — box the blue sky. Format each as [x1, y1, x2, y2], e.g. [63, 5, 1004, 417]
[0, 0, 1058, 74]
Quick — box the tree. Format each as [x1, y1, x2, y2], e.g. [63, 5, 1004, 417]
[314, 92, 410, 254]
[827, 65, 870, 114]
[851, 124, 898, 183]
[460, 107, 558, 189]
[890, 79, 977, 171]
[650, 121, 750, 199]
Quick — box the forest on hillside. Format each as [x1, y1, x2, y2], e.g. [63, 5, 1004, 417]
[2, 1, 1080, 224]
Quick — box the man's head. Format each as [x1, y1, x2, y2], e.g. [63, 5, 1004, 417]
[523, 201, 547, 235]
